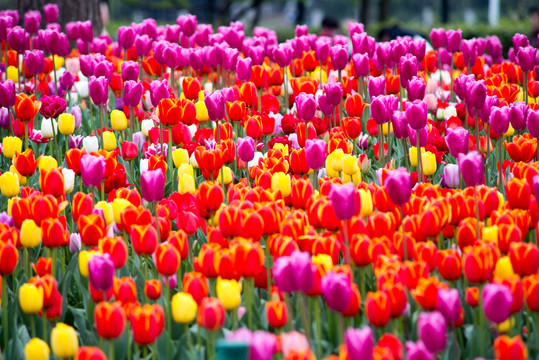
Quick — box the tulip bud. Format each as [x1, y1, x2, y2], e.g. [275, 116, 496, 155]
[51, 323, 79, 359]
[0, 172, 20, 197]
[21, 219, 42, 248]
[58, 113, 75, 135]
[171, 292, 198, 324]
[111, 109, 127, 131]
[83, 136, 99, 152]
[24, 338, 50, 360]
[62, 168, 75, 194]
[3, 136, 22, 159]
[216, 278, 242, 310]
[271, 172, 291, 197]
[172, 148, 189, 167]
[103, 131, 117, 151]
[19, 283, 44, 314]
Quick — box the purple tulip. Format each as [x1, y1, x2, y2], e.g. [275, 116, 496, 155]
[141, 169, 165, 203]
[509, 102, 529, 132]
[482, 283, 513, 324]
[65, 22, 80, 41]
[351, 53, 369, 77]
[79, 21, 93, 43]
[486, 35, 503, 60]
[418, 311, 447, 353]
[150, 79, 171, 107]
[527, 109, 539, 138]
[437, 288, 462, 324]
[88, 76, 109, 106]
[466, 80, 487, 110]
[405, 100, 428, 130]
[390, 39, 408, 65]
[71, 106, 82, 129]
[23, 50, 44, 76]
[88, 253, 115, 291]
[458, 151, 484, 187]
[0, 15, 15, 43]
[345, 327, 373, 360]
[368, 76, 386, 98]
[445, 127, 469, 157]
[453, 74, 475, 102]
[134, 34, 152, 58]
[323, 83, 342, 107]
[445, 29, 462, 53]
[273, 251, 315, 293]
[399, 54, 417, 87]
[407, 76, 426, 101]
[442, 164, 460, 189]
[351, 32, 370, 55]
[329, 182, 360, 220]
[305, 139, 327, 170]
[295, 93, 316, 122]
[24, 11, 41, 34]
[384, 167, 412, 206]
[295, 24, 308, 37]
[314, 38, 330, 62]
[330, 44, 348, 71]
[39, 95, 66, 119]
[2, 10, 18, 24]
[0, 108, 11, 127]
[121, 61, 139, 82]
[43, 4, 59, 24]
[80, 154, 106, 187]
[223, 48, 239, 72]
[79, 55, 95, 77]
[517, 46, 536, 72]
[177, 14, 197, 37]
[59, 71, 76, 92]
[409, 39, 426, 62]
[8, 26, 27, 53]
[532, 176, 539, 200]
[0, 80, 15, 109]
[237, 137, 255, 162]
[374, 42, 392, 69]
[460, 39, 478, 67]
[205, 90, 226, 121]
[189, 47, 205, 71]
[123, 81, 143, 108]
[408, 124, 429, 147]
[430, 28, 446, 49]
[39, 28, 59, 54]
[480, 95, 500, 124]
[163, 43, 181, 69]
[371, 95, 398, 125]
[273, 43, 293, 68]
[236, 56, 253, 83]
[164, 24, 181, 43]
[490, 106, 510, 135]
[439, 48, 452, 68]
[512, 33, 529, 51]
[391, 111, 408, 139]
[94, 60, 113, 84]
[117, 26, 135, 49]
[406, 341, 435, 360]
[317, 94, 334, 117]
[321, 271, 352, 312]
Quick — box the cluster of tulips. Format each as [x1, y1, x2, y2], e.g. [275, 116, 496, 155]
[2, 4, 539, 360]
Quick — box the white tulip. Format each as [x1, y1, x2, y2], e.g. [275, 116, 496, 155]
[62, 168, 75, 194]
[141, 119, 154, 137]
[41, 119, 58, 138]
[83, 136, 99, 152]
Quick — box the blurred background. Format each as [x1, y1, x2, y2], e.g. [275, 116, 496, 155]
[5, 0, 539, 50]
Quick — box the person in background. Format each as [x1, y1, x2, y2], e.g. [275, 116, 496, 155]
[530, 6, 539, 48]
[320, 16, 339, 37]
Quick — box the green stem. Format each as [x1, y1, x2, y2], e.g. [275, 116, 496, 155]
[416, 130, 422, 183]
[184, 325, 194, 359]
[99, 106, 104, 150]
[314, 298, 323, 359]
[2, 276, 8, 360]
[52, 54, 57, 96]
[474, 187, 480, 240]
[165, 279, 171, 360]
[109, 340, 115, 360]
[42, 313, 48, 344]
[400, 205, 407, 261]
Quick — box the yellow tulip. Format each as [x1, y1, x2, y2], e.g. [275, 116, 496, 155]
[110, 109, 127, 131]
[422, 151, 437, 176]
[171, 292, 198, 324]
[10, 164, 27, 186]
[3, 136, 22, 159]
[58, 113, 75, 135]
[78, 250, 99, 278]
[24, 338, 50, 360]
[271, 172, 291, 197]
[53, 56, 64, 70]
[39, 156, 58, 171]
[496, 317, 514, 334]
[503, 123, 515, 137]
[195, 101, 209, 122]
[312, 254, 333, 273]
[409, 146, 425, 167]
[273, 143, 289, 157]
[21, 219, 42, 248]
[178, 163, 194, 178]
[7, 66, 19, 82]
[7, 197, 19, 217]
[494, 256, 515, 279]
[51, 323, 79, 359]
[0, 171, 20, 197]
[382, 122, 393, 135]
[95, 201, 113, 225]
[112, 198, 133, 224]
[19, 283, 44, 314]
[103, 131, 117, 151]
[178, 174, 196, 194]
[343, 169, 362, 186]
[482, 225, 498, 243]
[342, 154, 358, 176]
[216, 278, 242, 311]
[359, 188, 373, 216]
[216, 166, 233, 185]
[172, 148, 190, 167]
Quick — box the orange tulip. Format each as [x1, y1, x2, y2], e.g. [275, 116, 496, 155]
[129, 303, 164, 345]
[94, 301, 125, 339]
[155, 242, 181, 277]
[266, 300, 288, 328]
[13, 149, 39, 177]
[39, 168, 64, 198]
[130, 224, 158, 256]
[14, 94, 41, 122]
[494, 335, 527, 360]
[504, 134, 537, 163]
[365, 291, 391, 327]
[197, 297, 226, 331]
[182, 77, 201, 101]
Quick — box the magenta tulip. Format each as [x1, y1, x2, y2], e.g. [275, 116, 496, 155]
[141, 169, 165, 203]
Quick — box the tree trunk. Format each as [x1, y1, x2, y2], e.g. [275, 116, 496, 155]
[379, 0, 390, 23]
[359, 0, 370, 28]
[15, 0, 103, 36]
[441, 0, 449, 23]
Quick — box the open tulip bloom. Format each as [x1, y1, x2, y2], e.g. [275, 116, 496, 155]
[1, 8, 539, 360]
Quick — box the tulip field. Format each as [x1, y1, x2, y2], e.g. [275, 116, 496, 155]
[2, 5, 539, 360]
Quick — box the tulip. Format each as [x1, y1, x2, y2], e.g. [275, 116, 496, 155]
[466, 80, 487, 110]
[437, 288, 462, 324]
[43, 3, 59, 23]
[329, 182, 360, 221]
[24, 50, 44, 76]
[94, 301, 125, 339]
[458, 151, 483, 187]
[508, 102, 528, 132]
[0, 80, 16, 108]
[295, 92, 316, 122]
[351, 53, 369, 77]
[368, 76, 386, 98]
[371, 95, 398, 125]
[330, 44, 348, 70]
[266, 300, 288, 328]
[198, 297, 226, 331]
[83, 136, 99, 153]
[405, 100, 428, 130]
[51, 323, 79, 359]
[88, 76, 109, 106]
[430, 28, 446, 49]
[172, 292, 198, 324]
[236, 57, 253, 82]
[123, 80, 143, 108]
[446, 29, 462, 53]
[407, 76, 426, 101]
[24, 337, 50, 360]
[205, 90, 226, 122]
[0, 172, 20, 197]
[80, 154, 105, 187]
[445, 127, 469, 157]
[237, 137, 255, 162]
[21, 219, 42, 248]
[321, 271, 352, 313]
[117, 26, 135, 49]
[216, 278, 242, 310]
[384, 167, 412, 206]
[482, 283, 513, 324]
[442, 164, 460, 188]
[305, 139, 327, 170]
[19, 283, 44, 314]
[141, 168, 165, 203]
[88, 253, 114, 291]
[58, 113, 75, 135]
[490, 106, 510, 135]
[494, 335, 527, 360]
[3, 136, 22, 159]
[130, 304, 164, 346]
[406, 341, 435, 360]
[345, 326, 373, 360]
[417, 311, 447, 353]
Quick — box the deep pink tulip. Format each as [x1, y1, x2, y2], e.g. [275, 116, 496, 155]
[329, 182, 361, 221]
[384, 167, 412, 206]
[295, 92, 316, 122]
[458, 151, 484, 187]
[141, 169, 165, 203]
[80, 154, 106, 187]
[43, 4, 59, 24]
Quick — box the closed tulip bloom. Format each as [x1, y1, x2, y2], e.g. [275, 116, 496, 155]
[446, 29, 462, 53]
[204, 90, 225, 121]
[368, 76, 386, 98]
[437, 288, 462, 324]
[134, 34, 152, 57]
[271, 172, 291, 197]
[329, 182, 361, 220]
[19, 283, 44, 314]
[43, 3, 59, 23]
[141, 169, 165, 203]
[88, 253, 115, 291]
[406, 341, 435, 360]
[216, 278, 242, 310]
[384, 167, 412, 206]
[51, 323, 79, 359]
[322, 271, 352, 313]
[80, 154, 105, 187]
[172, 292, 198, 323]
[490, 106, 511, 135]
[88, 76, 109, 106]
[345, 326, 374, 360]
[121, 61, 139, 82]
[371, 95, 398, 125]
[198, 297, 226, 330]
[237, 137, 255, 162]
[527, 109, 539, 138]
[417, 311, 447, 353]
[273, 43, 293, 68]
[458, 151, 484, 187]
[8, 26, 26, 53]
[94, 301, 125, 339]
[0, 172, 20, 197]
[305, 139, 327, 170]
[508, 102, 528, 132]
[482, 283, 513, 324]
[352, 53, 369, 77]
[149, 79, 171, 107]
[466, 80, 487, 110]
[21, 219, 42, 248]
[430, 28, 446, 49]
[0, 80, 16, 108]
[405, 100, 428, 130]
[442, 164, 460, 189]
[3, 136, 23, 159]
[407, 76, 426, 101]
[123, 80, 143, 108]
[445, 127, 469, 157]
[24, 10, 41, 34]
[110, 109, 127, 132]
[330, 44, 348, 70]
[24, 50, 44, 76]
[494, 335, 527, 360]
[58, 113, 75, 135]
[295, 92, 316, 122]
[399, 54, 417, 86]
[117, 26, 135, 49]
[236, 57, 252, 82]
[324, 82, 343, 107]
[517, 46, 536, 72]
[24, 338, 50, 360]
